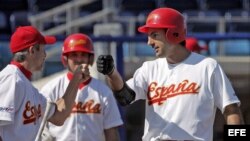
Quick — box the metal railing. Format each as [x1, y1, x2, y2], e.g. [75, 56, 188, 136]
[29, 0, 116, 35]
[28, 0, 250, 37]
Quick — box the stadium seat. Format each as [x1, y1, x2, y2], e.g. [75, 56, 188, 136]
[79, 11, 94, 35]
[223, 40, 250, 56]
[9, 11, 31, 32]
[0, 42, 12, 71]
[34, 0, 70, 11]
[116, 11, 137, 35]
[163, 0, 200, 12]
[0, 0, 28, 11]
[0, 11, 8, 34]
[183, 9, 200, 17]
[225, 9, 249, 18]
[121, 0, 156, 15]
[136, 10, 151, 34]
[225, 10, 250, 33]
[80, 0, 102, 12]
[205, 0, 244, 14]
[233, 13, 250, 33]
[43, 53, 65, 77]
[184, 10, 222, 33]
[0, 12, 7, 28]
[134, 43, 154, 56]
[137, 10, 151, 25]
[208, 39, 250, 56]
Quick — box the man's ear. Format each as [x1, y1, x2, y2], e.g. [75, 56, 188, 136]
[89, 54, 94, 66]
[28, 46, 34, 54]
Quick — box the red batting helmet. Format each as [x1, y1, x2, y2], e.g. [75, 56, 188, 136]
[62, 33, 94, 65]
[62, 33, 94, 55]
[138, 8, 186, 44]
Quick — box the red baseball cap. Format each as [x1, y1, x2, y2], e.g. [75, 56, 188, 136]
[186, 37, 200, 52]
[10, 26, 56, 53]
[186, 37, 207, 53]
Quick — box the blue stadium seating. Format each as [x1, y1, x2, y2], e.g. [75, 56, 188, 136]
[134, 43, 154, 56]
[225, 10, 250, 33]
[34, 0, 70, 11]
[9, 11, 31, 32]
[164, 0, 200, 12]
[80, 0, 102, 12]
[184, 10, 222, 33]
[208, 40, 250, 56]
[224, 40, 250, 56]
[121, 0, 156, 15]
[0, 0, 249, 65]
[79, 11, 94, 35]
[205, 0, 245, 14]
[0, 11, 7, 33]
[0, 42, 12, 71]
[0, 0, 28, 12]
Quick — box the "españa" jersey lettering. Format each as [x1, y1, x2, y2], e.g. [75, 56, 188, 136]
[147, 79, 200, 105]
[72, 99, 101, 114]
[22, 101, 41, 124]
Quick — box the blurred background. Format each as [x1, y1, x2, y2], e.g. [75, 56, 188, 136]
[0, 0, 249, 141]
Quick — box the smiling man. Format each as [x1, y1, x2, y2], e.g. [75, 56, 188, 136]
[97, 8, 244, 141]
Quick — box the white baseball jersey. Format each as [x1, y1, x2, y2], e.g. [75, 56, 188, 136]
[0, 64, 49, 141]
[40, 72, 123, 141]
[127, 52, 240, 141]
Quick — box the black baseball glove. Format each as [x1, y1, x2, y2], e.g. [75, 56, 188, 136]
[97, 55, 115, 75]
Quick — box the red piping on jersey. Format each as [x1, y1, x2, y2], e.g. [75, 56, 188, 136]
[67, 72, 91, 89]
[11, 61, 32, 80]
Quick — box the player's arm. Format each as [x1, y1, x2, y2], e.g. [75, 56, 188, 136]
[104, 127, 121, 141]
[48, 64, 89, 125]
[223, 103, 244, 124]
[106, 68, 124, 91]
[97, 55, 135, 106]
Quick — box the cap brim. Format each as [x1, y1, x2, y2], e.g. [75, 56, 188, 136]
[63, 47, 94, 55]
[138, 24, 175, 33]
[44, 36, 56, 44]
[138, 25, 149, 33]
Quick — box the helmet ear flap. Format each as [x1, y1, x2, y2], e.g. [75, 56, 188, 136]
[166, 28, 186, 44]
[89, 54, 94, 66]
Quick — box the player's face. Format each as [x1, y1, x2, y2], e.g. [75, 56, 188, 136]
[67, 52, 89, 72]
[147, 28, 169, 58]
[30, 44, 46, 71]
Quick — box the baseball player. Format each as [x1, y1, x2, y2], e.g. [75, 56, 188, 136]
[40, 33, 123, 141]
[97, 8, 244, 141]
[0, 26, 88, 141]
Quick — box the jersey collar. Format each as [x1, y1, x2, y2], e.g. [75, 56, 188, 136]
[67, 72, 91, 89]
[11, 61, 32, 80]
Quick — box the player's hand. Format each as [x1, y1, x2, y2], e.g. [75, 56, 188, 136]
[97, 55, 114, 75]
[74, 64, 90, 81]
